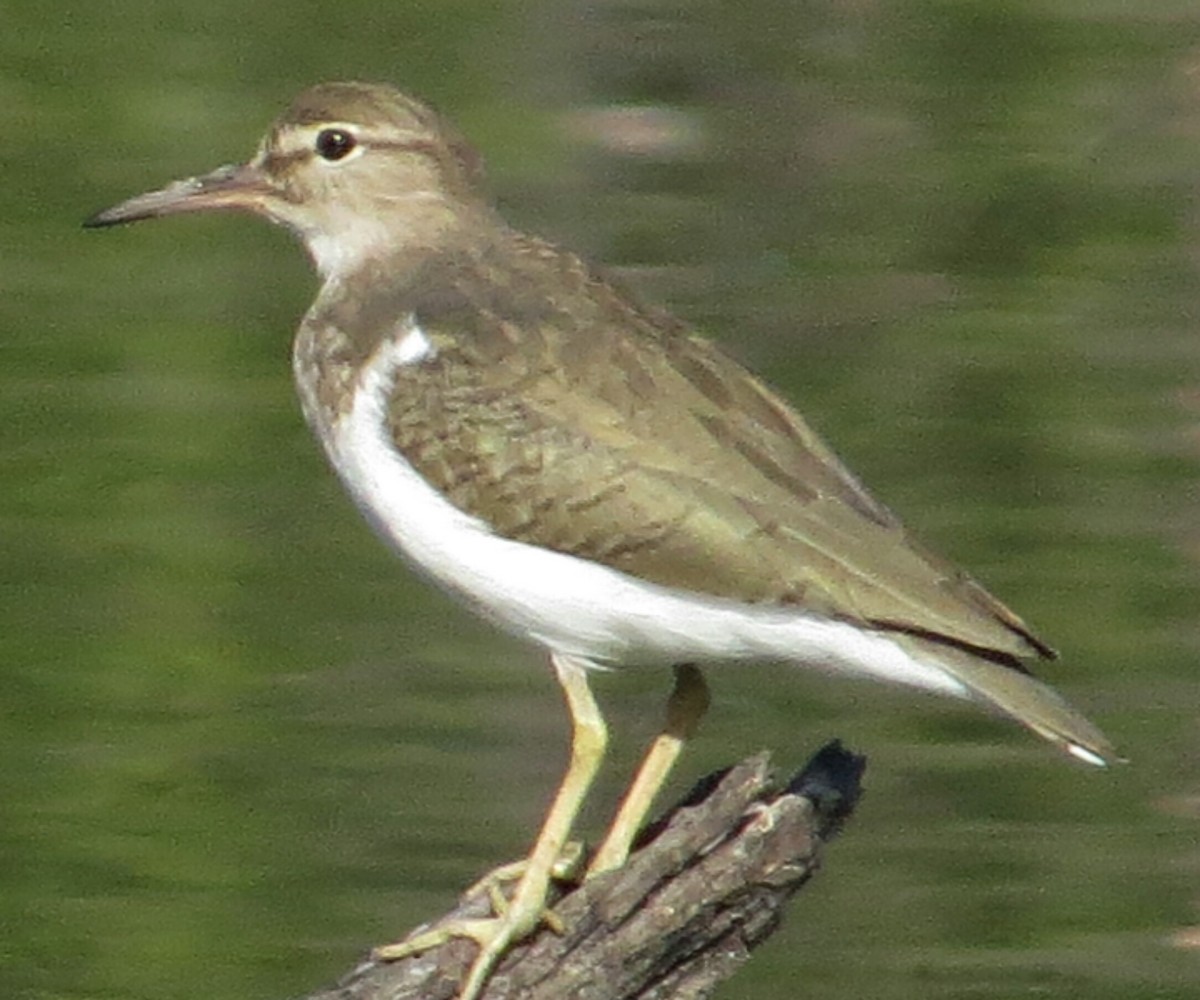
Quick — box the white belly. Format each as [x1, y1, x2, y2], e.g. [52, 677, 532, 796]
[316, 322, 969, 700]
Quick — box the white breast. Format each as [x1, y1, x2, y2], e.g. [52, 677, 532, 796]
[321, 319, 970, 700]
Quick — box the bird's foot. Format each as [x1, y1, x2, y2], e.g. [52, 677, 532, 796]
[377, 912, 523, 1000]
[374, 912, 537, 1000]
[466, 840, 585, 933]
[373, 842, 586, 999]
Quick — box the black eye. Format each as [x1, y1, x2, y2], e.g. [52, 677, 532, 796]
[315, 128, 357, 161]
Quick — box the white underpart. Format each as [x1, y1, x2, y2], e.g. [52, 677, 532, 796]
[326, 320, 971, 700]
[302, 212, 397, 282]
[389, 320, 435, 365]
[294, 192, 455, 282]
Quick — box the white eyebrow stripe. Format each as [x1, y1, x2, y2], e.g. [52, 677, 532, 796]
[269, 121, 436, 161]
[277, 122, 362, 158]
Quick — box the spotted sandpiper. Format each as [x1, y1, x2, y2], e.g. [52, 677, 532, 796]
[86, 82, 1116, 999]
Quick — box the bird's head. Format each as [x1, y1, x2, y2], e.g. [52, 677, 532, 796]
[86, 82, 488, 281]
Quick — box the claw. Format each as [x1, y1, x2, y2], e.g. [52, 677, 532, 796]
[374, 841, 586, 989]
[373, 910, 535, 1000]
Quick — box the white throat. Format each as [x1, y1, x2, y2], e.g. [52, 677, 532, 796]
[301, 214, 397, 283]
[292, 191, 460, 283]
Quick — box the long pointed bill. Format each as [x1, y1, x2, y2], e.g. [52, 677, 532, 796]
[83, 162, 272, 229]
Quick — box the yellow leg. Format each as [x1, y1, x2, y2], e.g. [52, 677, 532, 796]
[374, 651, 607, 1000]
[467, 841, 586, 933]
[588, 663, 710, 876]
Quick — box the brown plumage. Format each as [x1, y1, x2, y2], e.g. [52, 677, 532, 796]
[86, 80, 1118, 1000]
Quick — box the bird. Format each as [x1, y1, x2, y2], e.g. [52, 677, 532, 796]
[85, 81, 1116, 999]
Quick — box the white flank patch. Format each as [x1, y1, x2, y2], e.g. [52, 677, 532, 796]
[391, 320, 435, 364]
[327, 321, 971, 700]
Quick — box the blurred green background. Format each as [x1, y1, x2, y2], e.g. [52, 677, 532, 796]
[5, 2, 1200, 998]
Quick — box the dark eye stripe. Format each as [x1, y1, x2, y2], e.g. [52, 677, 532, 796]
[261, 134, 444, 179]
[262, 148, 309, 174]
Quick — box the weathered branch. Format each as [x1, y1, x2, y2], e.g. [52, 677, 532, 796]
[299, 741, 866, 1000]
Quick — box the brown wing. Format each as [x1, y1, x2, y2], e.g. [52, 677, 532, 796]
[382, 236, 1052, 662]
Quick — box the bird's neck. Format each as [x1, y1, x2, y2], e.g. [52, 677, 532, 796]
[289, 210, 498, 438]
[291, 261, 416, 441]
[294, 191, 496, 284]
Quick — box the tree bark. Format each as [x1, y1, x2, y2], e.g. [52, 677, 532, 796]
[300, 740, 866, 1000]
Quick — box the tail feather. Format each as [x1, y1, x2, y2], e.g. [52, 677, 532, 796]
[894, 636, 1119, 766]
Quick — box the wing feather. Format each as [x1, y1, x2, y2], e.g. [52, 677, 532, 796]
[380, 237, 1052, 662]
